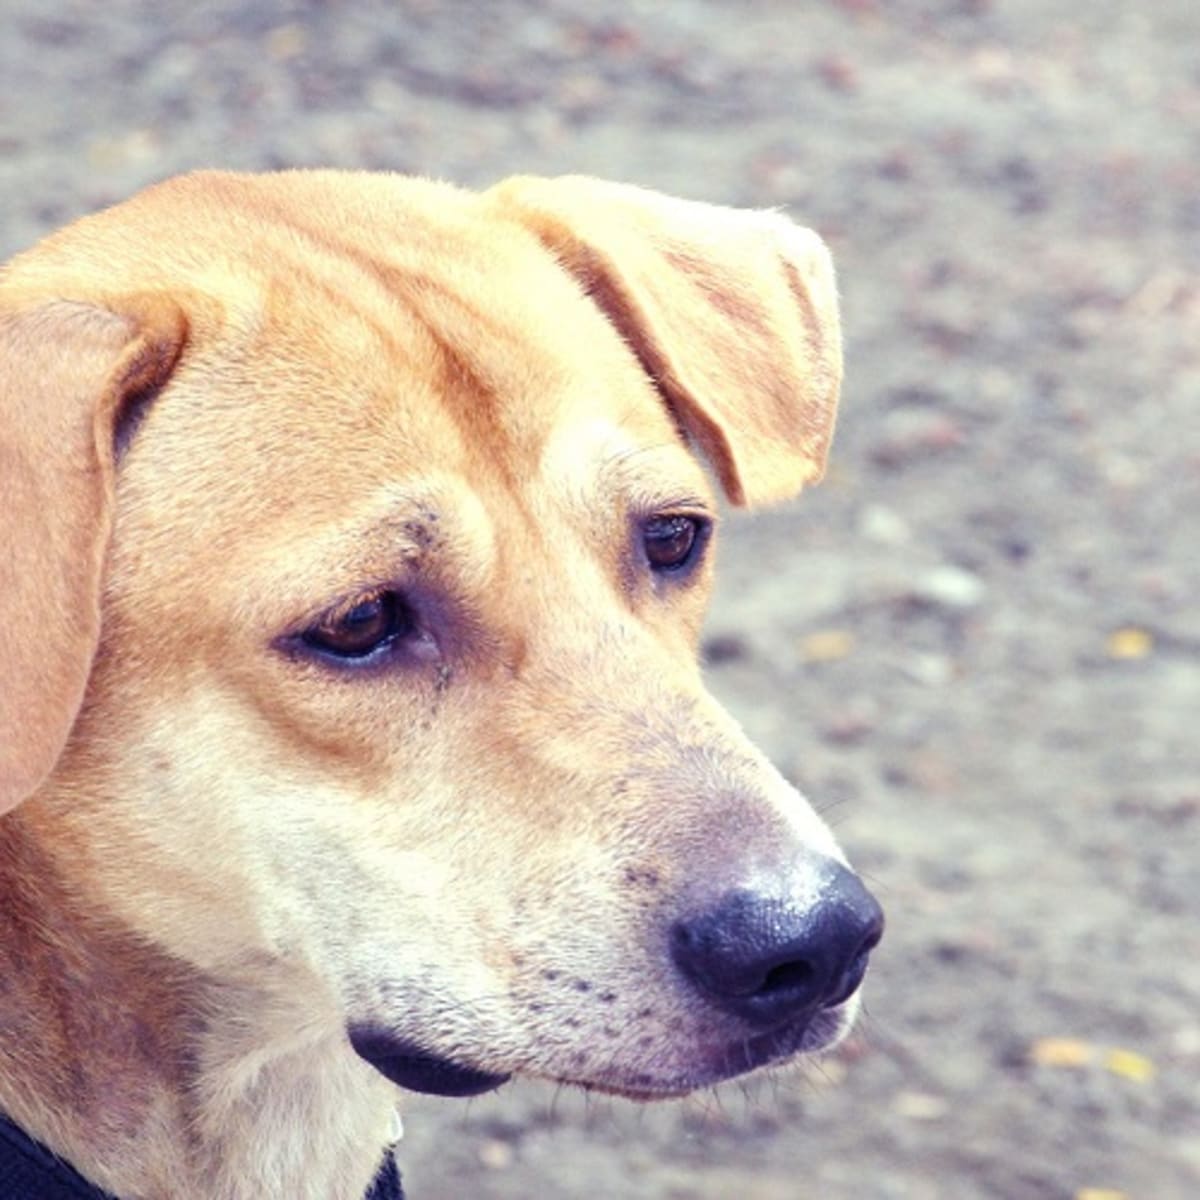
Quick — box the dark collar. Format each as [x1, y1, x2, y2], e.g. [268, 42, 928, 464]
[0, 1111, 404, 1200]
[364, 1147, 406, 1200]
[0, 1111, 115, 1200]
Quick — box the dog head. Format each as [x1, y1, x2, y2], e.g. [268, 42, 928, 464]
[0, 172, 879, 1101]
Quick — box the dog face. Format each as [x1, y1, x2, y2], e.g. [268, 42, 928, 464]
[1, 172, 880, 1104]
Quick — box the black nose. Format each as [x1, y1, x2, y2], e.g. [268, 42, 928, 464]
[669, 862, 884, 1028]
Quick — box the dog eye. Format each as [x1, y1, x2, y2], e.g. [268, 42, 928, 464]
[642, 515, 705, 573]
[302, 591, 413, 660]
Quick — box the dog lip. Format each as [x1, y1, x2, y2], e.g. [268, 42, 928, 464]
[717, 1014, 822, 1075]
[543, 1001, 854, 1100]
[693, 985, 857, 1080]
[348, 1027, 510, 1098]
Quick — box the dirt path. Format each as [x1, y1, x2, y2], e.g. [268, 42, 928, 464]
[3, 2, 1197, 1196]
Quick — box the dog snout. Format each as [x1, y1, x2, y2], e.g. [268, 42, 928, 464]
[669, 860, 884, 1028]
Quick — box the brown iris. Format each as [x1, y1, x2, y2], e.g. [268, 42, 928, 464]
[304, 591, 411, 659]
[643, 515, 703, 572]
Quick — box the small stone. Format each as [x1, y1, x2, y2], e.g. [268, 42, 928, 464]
[871, 411, 966, 468]
[478, 1138, 514, 1170]
[1170, 1025, 1200, 1056]
[859, 504, 912, 545]
[916, 565, 986, 610]
[892, 1090, 948, 1120]
[266, 23, 307, 60]
[822, 705, 877, 744]
[815, 54, 859, 92]
[798, 629, 855, 662]
[902, 653, 955, 686]
[703, 632, 750, 665]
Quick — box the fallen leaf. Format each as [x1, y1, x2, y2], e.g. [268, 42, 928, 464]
[1106, 626, 1153, 659]
[1104, 1047, 1155, 1082]
[1029, 1037, 1094, 1068]
[1029, 1038, 1156, 1083]
[1075, 1190, 1127, 1200]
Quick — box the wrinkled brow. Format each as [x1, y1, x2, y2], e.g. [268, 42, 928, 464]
[250, 482, 497, 624]
[593, 441, 715, 516]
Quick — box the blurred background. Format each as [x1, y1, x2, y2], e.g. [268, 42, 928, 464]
[3, 2, 1197, 1196]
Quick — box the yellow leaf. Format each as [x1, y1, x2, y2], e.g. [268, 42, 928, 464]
[1029, 1037, 1094, 1068]
[1075, 1190, 1127, 1200]
[1106, 627, 1153, 659]
[799, 629, 855, 662]
[1104, 1047, 1155, 1082]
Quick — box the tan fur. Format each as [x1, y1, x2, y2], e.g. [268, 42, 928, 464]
[0, 171, 847, 1199]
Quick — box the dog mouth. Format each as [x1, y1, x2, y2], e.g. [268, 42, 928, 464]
[347, 987, 855, 1102]
[348, 1027, 511, 1098]
[599, 1004, 851, 1099]
[348, 992, 855, 1101]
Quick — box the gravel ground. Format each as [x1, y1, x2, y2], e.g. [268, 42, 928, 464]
[3, 2, 1198, 1197]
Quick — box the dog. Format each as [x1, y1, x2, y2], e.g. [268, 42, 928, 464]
[0, 171, 883, 1200]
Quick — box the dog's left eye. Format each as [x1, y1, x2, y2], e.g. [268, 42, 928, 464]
[302, 591, 413, 660]
[642, 515, 706, 573]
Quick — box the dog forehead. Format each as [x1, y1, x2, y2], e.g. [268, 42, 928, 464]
[9, 169, 680, 484]
[167, 173, 666, 446]
[154, 268, 667, 514]
[101, 173, 692, 594]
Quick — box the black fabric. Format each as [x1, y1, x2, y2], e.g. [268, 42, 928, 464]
[0, 1111, 403, 1200]
[364, 1147, 405, 1200]
[0, 1112, 116, 1200]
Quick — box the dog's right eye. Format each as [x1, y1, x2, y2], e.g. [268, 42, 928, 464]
[642, 513, 709, 575]
[302, 591, 413, 661]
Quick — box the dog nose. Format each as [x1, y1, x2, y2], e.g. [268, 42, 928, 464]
[669, 862, 884, 1028]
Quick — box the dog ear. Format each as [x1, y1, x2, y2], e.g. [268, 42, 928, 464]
[489, 175, 842, 507]
[0, 294, 187, 813]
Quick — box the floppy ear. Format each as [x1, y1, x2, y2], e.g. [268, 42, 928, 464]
[488, 175, 842, 507]
[0, 294, 186, 813]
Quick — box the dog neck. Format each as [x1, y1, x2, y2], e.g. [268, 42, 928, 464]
[0, 808, 401, 1200]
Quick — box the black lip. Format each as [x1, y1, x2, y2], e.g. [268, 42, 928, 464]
[348, 1027, 510, 1098]
[695, 998, 851, 1083]
[551, 1007, 849, 1101]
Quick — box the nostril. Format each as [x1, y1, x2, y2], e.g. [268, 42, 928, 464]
[760, 958, 816, 996]
[826, 933, 879, 1009]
